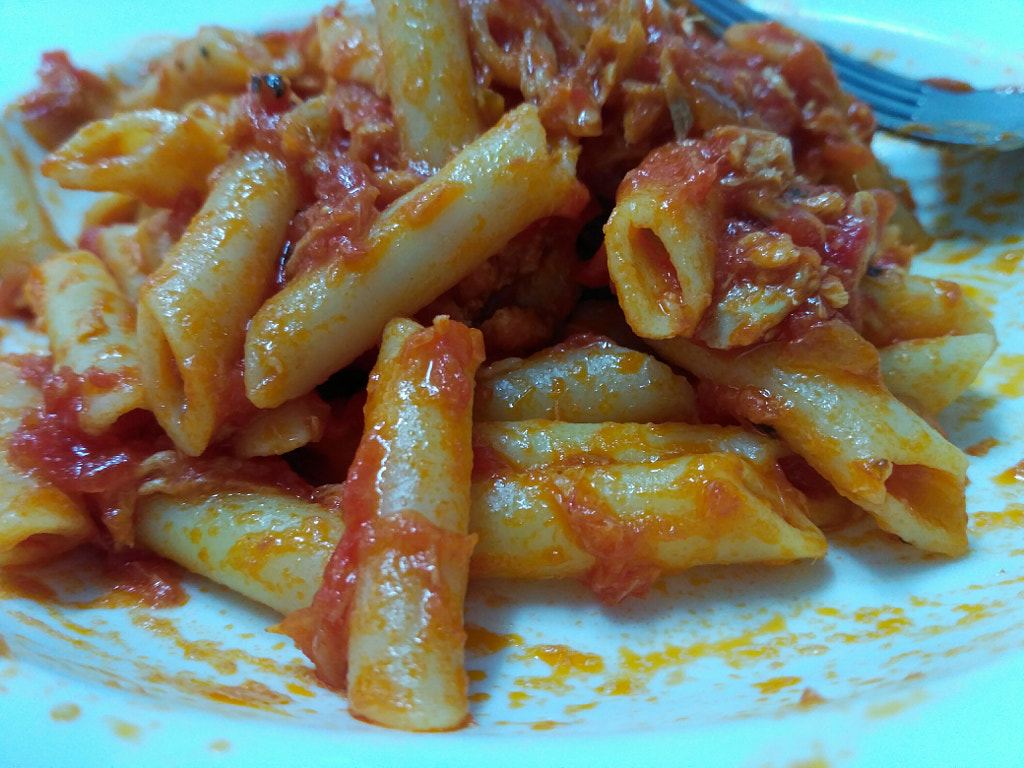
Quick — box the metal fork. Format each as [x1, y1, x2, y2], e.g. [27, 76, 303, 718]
[688, 0, 1024, 149]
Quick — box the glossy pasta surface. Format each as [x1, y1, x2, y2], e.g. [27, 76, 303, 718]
[0, 0, 1003, 739]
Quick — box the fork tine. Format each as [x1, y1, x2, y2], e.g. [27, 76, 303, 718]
[827, 48, 921, 92]
[690, 1, 925, 122]
[687, 0, 1024, 148]
[831, 64, 921, 107]
[692, 0, 925, 102]
[689, 0, 765, 32]
[826, 49, 923, 104]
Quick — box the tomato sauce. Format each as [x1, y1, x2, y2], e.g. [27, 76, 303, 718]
[98, 553, 190, 609]
[400, 318, 484, 415]
[561, 479, 662, 604]
[276, 432, 381, 689]
[8, 360, 165, 496]
[17, 51, 114, 149]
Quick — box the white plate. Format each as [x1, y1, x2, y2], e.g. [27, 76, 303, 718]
[2, 1, 1024, 766]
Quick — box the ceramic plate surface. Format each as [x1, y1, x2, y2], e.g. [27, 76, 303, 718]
[2, 1, 1024, 766]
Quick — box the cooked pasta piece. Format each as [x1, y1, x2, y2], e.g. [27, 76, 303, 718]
[879, 335, 997, 415]
[860, 268, 996, 414]
[473, 417, 856, 533]
[316, 5, 383, 87]
[0, 0, 1001, 737]
[82, 215, 175, 304]
[278, 317, 483, 731]
[24, 249, 146, 433]
[341, 316, 482, 730]
[137, 150, 299, 456]
[471, 452, 825, 602]
[135, 490, 342, 615]
[472, 420, 787, 471]
[41, 109, 227, 207]
[859, 268, 994, 345]
[0, 358, 95, 566]
[120, 27, 277, 111]
[0, 124, 66, 314]
[604, 141, 719, 339]
[132, 433, 825, 611]
[244, 103, 584, 409]
[373, 0, 482, 167]
[231, 391, 331, 458]
[474, 335, 697, 423]
[652, 321, 970, 556]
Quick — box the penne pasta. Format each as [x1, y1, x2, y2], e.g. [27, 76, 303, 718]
[137, 150, 299, 456]
[279, 316, 484, 731]
[244, 103, 583, 409]
[82, 216, 174, 305]
[472, 420, 787, 471]
[859, 268, 995, 345]
[373, 0, 482, 167]
[879, 334, 997, 415]
[0, 358, 95, 566]
[25, 249, 147, 433]
[41, 109, 227, 207]
[860, 268, 996, 414]
[0, 124, 66, 314]
[135, 490, 343, 615]
[316, 6, 383, 87]
[474, 419, 856, 533]
[471, 453, 825, 601]
[121, 27, 277, 111]
[474, 335, 697, 424]
[0, 0, 1002, 737]
[231, 391, 331, 458]
[604, 141, 719, 339]
[132, 431, 826, 612]
[651, 321, 970, 556]
[339, 317, 482, 731]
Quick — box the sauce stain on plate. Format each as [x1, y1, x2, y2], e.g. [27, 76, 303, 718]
[50, 702, 82, 722]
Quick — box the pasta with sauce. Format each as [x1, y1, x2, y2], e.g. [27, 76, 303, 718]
[0, 0, 995, 732]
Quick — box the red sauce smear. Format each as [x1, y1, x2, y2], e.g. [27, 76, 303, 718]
[562, 480, 662, 605]
[8, 358, 166, 496]
[17, 50, 114, 149]
[279, 318, 482, 688]
[923, 77, 974, 93]
[99, 552, 190, 609]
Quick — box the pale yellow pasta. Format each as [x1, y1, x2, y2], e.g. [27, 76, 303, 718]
[85, 215, 175, 304]
[373, 0, 482, 167]
[25, 249, 146, 433]
[473, 420, 786, 470]
[0, 359, 95, 566]
[859, 268, 994, 343]
[0, 0, 1001, 739]
[604, 162, 718, 339]
[342, 317, 483, 732]
[132, 444, 824, 611]
[474, 419, 858, 533]
[244, 103, 581, 409]
[879, 334, 997, 415]
[474, 336, 697, 423]
[231, 392, 331, 458]
[121, 27, 277, 111]
[471, 453, 826, 588]
[316, 6, 383, 86]
[137, 150, 299, 456]
[0, 123, 66, 313]
[41, 109, 227, 207]
[135, 490, 343, 615]
[651, 322, 970, 556]
[858, 267, 996, 413]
